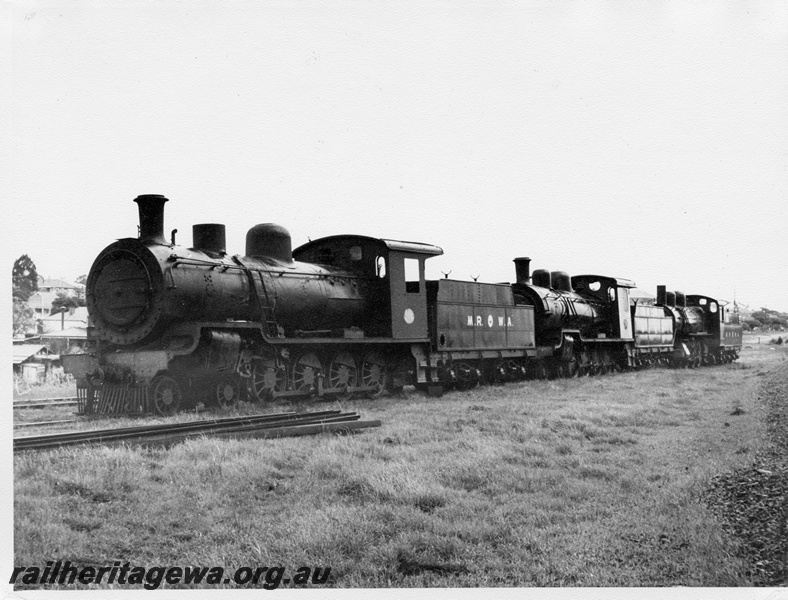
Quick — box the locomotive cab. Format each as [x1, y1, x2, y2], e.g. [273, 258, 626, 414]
[292, 235, 443, 339]
[686, 295, 721, 338]
[571, 275, 636, 340]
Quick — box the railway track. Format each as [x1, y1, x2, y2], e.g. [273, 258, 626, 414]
[13, 398, 79, 410]
[14, 420, 78, 429]
[13, 410, 381, 453]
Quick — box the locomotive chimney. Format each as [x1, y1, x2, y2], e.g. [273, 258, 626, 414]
[656, 285, 666, 306]
[513, 257, 531, 283]
[193, 224, 226, 255]
[134, 194, 168, 245]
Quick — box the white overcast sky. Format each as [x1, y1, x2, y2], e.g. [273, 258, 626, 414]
[4, 1, 787, 312]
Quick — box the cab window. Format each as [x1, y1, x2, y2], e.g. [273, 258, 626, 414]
[405, 258, 420, 293]
[349, 246, 362, 261]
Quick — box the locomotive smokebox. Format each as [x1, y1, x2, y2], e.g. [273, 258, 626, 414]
[513, 257, 531, 283]
[193, 224, 226, 255]
[134, 194, 168, 244]
[246, 223, 293, 263]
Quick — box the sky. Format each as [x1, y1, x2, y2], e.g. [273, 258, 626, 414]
[1, 2, 787, 595]
[4, 1, 787, 312]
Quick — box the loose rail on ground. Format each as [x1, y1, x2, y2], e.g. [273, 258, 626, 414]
[13, 410, 380, 453]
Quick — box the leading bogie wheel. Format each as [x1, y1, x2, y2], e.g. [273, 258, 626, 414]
[215, 375, 242, 407]
[149, 374, 182, 416]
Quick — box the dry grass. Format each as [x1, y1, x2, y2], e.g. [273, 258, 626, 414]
[13, 345, 786, 589]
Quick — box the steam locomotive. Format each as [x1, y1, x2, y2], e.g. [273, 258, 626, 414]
[63, 195, 742, 415]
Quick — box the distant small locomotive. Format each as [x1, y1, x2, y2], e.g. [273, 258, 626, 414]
[63, 195, 742, 415]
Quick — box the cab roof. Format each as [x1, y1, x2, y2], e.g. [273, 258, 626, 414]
[572, 274, 637, 289]
[293, 234, 443, 257]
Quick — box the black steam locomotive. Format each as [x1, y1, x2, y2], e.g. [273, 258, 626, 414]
[63, 195, 742, 415]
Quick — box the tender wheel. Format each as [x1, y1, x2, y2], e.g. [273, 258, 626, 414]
[251, 358, 286, 402]
[215, 375, 241, 407]
[149, 374, 182, 416]
[453, 362, 478, 390]
[534, 361, 549, 380]
[360, 351, 389, 397]
[565, 358, 580, 378]
[328, 352, 358, 399]
[496, 359, 527, 382]
[292, 352, 323, 393]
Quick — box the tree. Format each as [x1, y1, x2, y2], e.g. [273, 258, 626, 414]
[752, 309, 788, 330]
[51, 292, 85, 313]
[744, 317, 763, 330]
[12, 298, 34, 337]
[12, 255, 38, 335]
[75, 274, 87, 286]
[12, 254, 38, 301]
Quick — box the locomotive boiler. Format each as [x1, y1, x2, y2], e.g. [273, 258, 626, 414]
[511, 258, 610, 345]
[88, 195, 369, 348]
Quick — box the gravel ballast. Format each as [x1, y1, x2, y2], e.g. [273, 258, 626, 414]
[704, 365, 788, 586]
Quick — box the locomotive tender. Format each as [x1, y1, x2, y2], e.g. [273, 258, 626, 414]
[63, 194, 742, 415]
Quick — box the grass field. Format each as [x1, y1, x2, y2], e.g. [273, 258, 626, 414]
[13, 344, 788, 589]
[12, 375, 76, 402]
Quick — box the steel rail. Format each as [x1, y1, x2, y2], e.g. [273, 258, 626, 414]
[14, 396, 79, 401]
[13, 410, 371, 452]
[68, 414, 370, 451]
[13, 415, 370, 452]
[14, 410, 342, 445]
[14, 420, 78, 428]
[13, 413, 355, 451]
[13, 412, 348, 449]
[13, 399, 80, 409]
